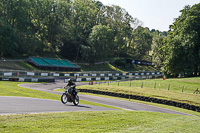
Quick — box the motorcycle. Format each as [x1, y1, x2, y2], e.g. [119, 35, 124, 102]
[61, 86, 79, 106]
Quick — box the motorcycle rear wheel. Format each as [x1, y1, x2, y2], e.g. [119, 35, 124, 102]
[61, 93, 68, 104]
[73, 95, 79, 106]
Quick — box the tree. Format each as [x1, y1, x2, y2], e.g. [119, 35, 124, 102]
[60, 0, 101, 62]
[87, 24, 114, 62]
[152, 34, 165, 67]
[104, 5, 141, 57]
[0, 19, 18, 57]
[161, 4, 200, 77]
[133, 26, 152, 59]
[0, 0, 144, 62]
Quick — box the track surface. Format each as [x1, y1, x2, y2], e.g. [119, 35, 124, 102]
[16, 80, 192, 116]
[0, 96, 115, 115]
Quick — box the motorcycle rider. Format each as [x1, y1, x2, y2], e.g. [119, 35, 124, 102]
[66, 79, 76, 98]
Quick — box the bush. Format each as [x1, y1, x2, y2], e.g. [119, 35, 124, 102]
[114, 59, 126, 67]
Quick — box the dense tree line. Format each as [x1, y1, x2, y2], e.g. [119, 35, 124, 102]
[152, 3, 200, 77]
[0, 0, 154, 62]
[1, 0, 198, 77]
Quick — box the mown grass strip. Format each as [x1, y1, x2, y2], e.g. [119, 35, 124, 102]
[76, 78, 200, 107]
[0, 81, 59, 100]
[54, 89, 200, 117]
[0, 111, 199, 133]
[79, 92, 200, 117]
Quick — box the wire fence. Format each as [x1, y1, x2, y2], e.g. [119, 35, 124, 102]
[94, 79, 200, 94]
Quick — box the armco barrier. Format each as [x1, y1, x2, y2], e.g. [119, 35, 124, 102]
[0, 77, 55, 82]
[0, 69, 162, 79]
[0, 69, 163, 82]
[78, 89, 200, 112]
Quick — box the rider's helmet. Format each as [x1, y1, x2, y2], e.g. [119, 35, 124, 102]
[68, 78, 72, 84]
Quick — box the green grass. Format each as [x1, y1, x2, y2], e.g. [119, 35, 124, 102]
[79, 92, 200, 117]
[53, 90, 200, 117]
[0, 61, 38, 71]
[0, 111, 200, 133]
[0, 81, 59, 100]
[80, 63, 159, 72]
[0, 81, 118, 109]
[1, 60, 159, 72]
[106, 77, 200, 93]
[80, 63, 115, 71]
[1, 82, 200, 132]
[18, 61, 39, 71]
[77, 77, 200, 106]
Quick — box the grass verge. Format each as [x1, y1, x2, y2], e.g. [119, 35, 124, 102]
[77, 78, 200, 106]
[0, 81, 59, 100]
[79, 92, 200, 117]
[54, 89, 200, 117]
[0, 111, 199, 133]
[1, 81, 200, 132]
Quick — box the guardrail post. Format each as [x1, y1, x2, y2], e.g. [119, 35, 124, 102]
[182, 86, 184, 92]
[168, 84, 170, 90]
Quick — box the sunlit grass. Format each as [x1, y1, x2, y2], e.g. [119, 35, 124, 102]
[0, 111, 199, 133]
[77, 77, 200, 106]
[0, 81, 59, 100]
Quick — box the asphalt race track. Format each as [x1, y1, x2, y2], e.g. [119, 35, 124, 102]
[0, 96, 115, 115]
[0, 80, 192, 115]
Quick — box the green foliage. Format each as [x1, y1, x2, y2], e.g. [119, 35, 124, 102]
[156, 4, 200, 77]
[114, 59, 126, 67]
[133, 26, 152, 59]
[0, 19, 18, 57]
[87, 24, 114, 62]
[0, 0, 148, 61]
[152, 34, 166, 67]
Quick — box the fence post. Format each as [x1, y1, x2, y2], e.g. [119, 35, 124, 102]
[141, 82, 143, 88]
[2, 70, 4, 79]
[182, 86, 184, 92]
[154, 83, 156, 88]
[168, 84, 170, 90]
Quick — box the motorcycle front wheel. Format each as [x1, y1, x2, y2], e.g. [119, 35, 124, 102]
[73, 95, 79, 106]
[61, 93, 68, 104]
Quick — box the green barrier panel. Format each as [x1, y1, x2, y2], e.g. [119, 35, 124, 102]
[100, 77, 105, 80]
[91, 78, 96, 81]
[24, 79, 31, 82]
[82, 78, 86, 81]
[0, 72, 3, 76]
[38, 79, 43, 82]
[60, 73, 64, 76]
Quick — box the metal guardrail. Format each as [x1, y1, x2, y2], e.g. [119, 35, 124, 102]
[0, 69, 162, 78]
[0, 69, 163, 82]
